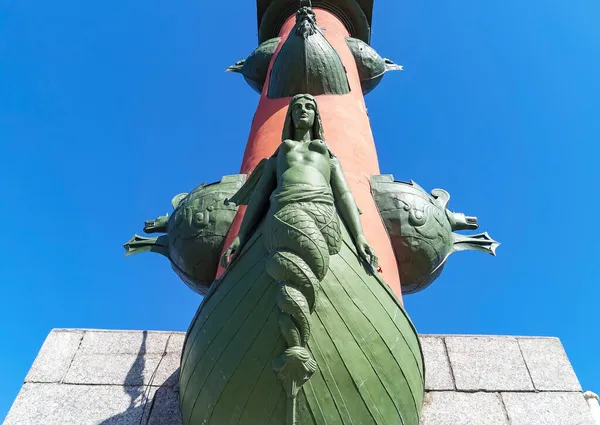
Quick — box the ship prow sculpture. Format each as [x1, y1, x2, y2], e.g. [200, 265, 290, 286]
[371, 175, 499, 295]
[125, 1, 498, 424]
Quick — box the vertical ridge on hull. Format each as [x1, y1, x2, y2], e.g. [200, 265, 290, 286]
[325, 270, 419, 420]
[182, 270, 276, 424]
[180, 224, 424, 425]
[180, 257, 267, 396]
[335, 254, 424, 379]
[304, 302, 375, 424]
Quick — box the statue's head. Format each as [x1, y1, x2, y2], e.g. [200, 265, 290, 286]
[295, 3, 317, 38]
[282, 94, 324, 141]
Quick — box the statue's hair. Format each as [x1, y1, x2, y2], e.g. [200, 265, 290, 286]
[282, 94, 325, 142]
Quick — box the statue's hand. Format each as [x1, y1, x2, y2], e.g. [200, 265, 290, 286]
[220, 237, 241, 269]
[356, 235, 379, 270]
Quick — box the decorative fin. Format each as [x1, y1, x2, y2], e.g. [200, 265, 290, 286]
[273, 346, 317, 425]
[384, 58, 403, 71]
[408, 179, 426, 193]
[171, 192, 190, 209]
[123, 234, 169, 258]
[431, 188, 451, 209]
[225, 158, 268, 206]
[452, 232, 500, 255]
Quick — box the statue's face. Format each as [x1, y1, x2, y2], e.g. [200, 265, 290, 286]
[291, 98, 316, 130]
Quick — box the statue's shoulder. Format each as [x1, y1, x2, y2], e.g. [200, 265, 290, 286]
[281, 139, 296, 150]
[326, 145, 339, 162]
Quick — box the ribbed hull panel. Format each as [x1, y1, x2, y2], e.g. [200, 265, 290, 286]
[180, 227, 424, 425]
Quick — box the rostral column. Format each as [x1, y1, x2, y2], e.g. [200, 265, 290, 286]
[221, 0, 404, 298]
[125, 1, 498, 423]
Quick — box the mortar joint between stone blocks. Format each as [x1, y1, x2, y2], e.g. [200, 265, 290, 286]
[497, 392, 513, 425]
[139, 333, 172, 424]
[441, 336, 458, 391]
[60, 330, 85, 384]
[516, 338, 537, 391]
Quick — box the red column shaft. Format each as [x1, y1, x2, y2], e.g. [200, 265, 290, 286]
[218, 9, 403, 301]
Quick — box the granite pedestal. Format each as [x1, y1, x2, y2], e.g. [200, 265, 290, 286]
[4, 329, 594, 425]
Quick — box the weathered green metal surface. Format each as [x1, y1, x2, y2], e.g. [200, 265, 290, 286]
[227, 37, 281, 94]
[121, 0, 500, 420]
[346, 37, 402, 95]
[257, 0, 371, 44]
[178, 96, 424, 425]
[180, 220, 424, 425]
[267, 6, 350, 98]
[124, 175, 245, 295]
[370, 174, 499, 295]
[227, 35, 403, 96]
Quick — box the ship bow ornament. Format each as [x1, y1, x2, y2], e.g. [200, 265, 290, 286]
[371, 175, 499, 295]
[173, 94, 424, 425]
[125, 2, 498, 424]
[267, 4, 350, 98]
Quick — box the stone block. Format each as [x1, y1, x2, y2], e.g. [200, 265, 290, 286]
[25, 329, 84, 383]
[4, 383, 153, 425]
[79, 330, 170, 355]
[419, 336, 454, 390]
[63, 353, 164, 386]
[9, 330, 591, 425]
[518, 337, 582, 391]
[502, 392, 595, 425]
[152, 354, 181, 388]
[148, 387, 184, 425]
[166, 332, 186, 354]
[420, 391, 508, 425]
[445, 336, 534, 391]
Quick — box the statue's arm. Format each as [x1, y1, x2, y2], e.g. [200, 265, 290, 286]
[237, 157, 277, 246]
[330, 157, 363, 240]
[330, 157, 378, 268]
[221, 157, 277, 268]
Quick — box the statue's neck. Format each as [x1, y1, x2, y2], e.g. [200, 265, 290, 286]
[295, 128, 312, 142]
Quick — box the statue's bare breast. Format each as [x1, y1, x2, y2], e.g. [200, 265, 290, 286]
[278, 139, 331, 187]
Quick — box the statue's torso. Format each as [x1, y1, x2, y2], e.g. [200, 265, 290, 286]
[277, 139, 331, 188]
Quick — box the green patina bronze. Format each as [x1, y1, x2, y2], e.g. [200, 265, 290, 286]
[370, 175, 500, 295]
[227, 35, 402, 96]
[124, 2, 500, 423]
[257, 0, 372, 44]
[267, 4, 350, 98]
[226, 37, 281, 94]
[178, 96, 425, 425]
[124, 175, 245, 295]
[346, 37, 403, 95]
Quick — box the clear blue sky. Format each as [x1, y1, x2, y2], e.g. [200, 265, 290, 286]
[1, 0, 598, 419]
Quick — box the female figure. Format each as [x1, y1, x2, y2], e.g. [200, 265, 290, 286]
[221, 94, 378, 425]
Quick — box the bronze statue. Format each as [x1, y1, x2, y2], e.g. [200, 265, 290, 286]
[221, 93, 378, 424]
[124, 2, 498, 424]
[164, 94, 424, 425]
[222, 93, 377, 269]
